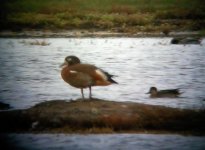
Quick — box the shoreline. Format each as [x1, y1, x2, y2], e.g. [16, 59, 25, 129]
[0, 30, 203, 38]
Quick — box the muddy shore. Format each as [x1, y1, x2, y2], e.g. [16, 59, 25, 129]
[0, 99, 204, 135]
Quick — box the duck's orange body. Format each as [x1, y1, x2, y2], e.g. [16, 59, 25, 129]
[60, 56, 117, 99]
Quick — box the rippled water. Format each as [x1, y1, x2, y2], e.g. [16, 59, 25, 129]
[2, 134, 205, 150]
[0, 38, 205, 109]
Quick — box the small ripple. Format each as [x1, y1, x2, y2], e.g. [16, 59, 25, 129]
[180, 67, 194, 69]
[29, 59, 39, 62]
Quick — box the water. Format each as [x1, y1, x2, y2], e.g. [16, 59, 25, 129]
[1, 38, 205, 149]
[0, 37, 205, 109]
[1, 134, 205, 150]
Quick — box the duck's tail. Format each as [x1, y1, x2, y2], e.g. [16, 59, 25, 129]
[97, 69, 118, 84]
[104, 71, 118, 84]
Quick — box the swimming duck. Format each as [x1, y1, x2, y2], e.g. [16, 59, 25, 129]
[171, 37, 201, 44]
[146, 87, 181, 98]
[60, 56, 117, 100]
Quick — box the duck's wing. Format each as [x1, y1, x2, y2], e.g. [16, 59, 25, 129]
[69, 64, 118, 84]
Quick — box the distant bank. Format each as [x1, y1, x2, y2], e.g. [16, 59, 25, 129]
[1, 0, 205, 36]
[0, 30, 203, 38]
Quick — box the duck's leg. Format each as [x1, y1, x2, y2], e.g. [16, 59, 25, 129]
[89, 86, 92, 99]
[81, 88, 85, 100]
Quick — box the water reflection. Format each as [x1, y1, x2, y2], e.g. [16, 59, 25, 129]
[0, 38, 205, 109]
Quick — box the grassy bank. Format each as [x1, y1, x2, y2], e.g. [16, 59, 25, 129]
[1, 0, 205, 34]
[0, 99, 205, 135]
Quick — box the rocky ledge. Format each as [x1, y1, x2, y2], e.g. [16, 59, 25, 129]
[0, 99, 205, 135]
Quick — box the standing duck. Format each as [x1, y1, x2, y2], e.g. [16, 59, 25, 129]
[146, 87, 181, 98]
[60, 56, 117, 100]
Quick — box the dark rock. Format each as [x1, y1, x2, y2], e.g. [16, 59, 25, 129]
[0, 102, 10, 110]
[0, 99, 205, 134]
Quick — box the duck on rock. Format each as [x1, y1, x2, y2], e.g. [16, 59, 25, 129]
[60, 56, 117, 100]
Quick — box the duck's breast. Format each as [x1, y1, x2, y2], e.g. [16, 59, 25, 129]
[61, 66, 93, 88]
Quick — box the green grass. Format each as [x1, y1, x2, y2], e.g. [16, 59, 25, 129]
[1, 0, 205, 32]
